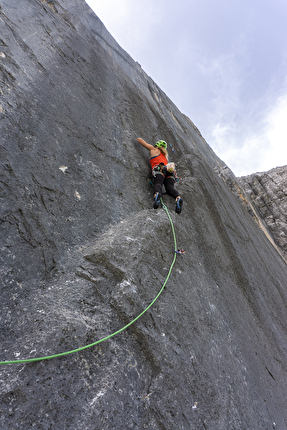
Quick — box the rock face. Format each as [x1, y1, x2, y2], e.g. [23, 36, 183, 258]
[239, 166, 287, 260]
[1, 1, 287, 429]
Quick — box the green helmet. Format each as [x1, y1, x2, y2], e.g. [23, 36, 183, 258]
[155, 140, 167, 149]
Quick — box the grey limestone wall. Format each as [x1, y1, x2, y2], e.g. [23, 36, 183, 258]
[1, 1, 287, 429]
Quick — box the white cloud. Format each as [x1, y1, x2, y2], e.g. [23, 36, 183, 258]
[85, 0, 287, 177]
[211, 91, 287, 176]
[263, 93, 287, 167]
[198, 50, 249, 129]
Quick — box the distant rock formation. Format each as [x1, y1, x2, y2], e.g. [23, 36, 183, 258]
[1, 1, 287, 429]
[239, 165, 287, 260]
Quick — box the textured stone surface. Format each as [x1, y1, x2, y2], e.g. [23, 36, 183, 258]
[239, 165, 287, 260]
[1, 1, 287, 429]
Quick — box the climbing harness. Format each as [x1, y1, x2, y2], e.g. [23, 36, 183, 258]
[152, 163, 165, 176]
[175, 249, 185, 254]
[0, 200, 178, 365]
[162, 164, 181, 182]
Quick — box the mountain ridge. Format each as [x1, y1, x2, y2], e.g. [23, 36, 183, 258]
[239, 165, 287, 260]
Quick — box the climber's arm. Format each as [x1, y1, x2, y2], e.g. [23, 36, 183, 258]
[137, 138, 154, 151]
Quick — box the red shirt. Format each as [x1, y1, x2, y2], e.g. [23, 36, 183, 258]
[149, 152, 168, 169]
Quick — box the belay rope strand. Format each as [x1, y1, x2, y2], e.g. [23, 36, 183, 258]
[0, 200, 178, 365]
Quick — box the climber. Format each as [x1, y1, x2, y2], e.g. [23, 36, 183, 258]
[137, 137, 183, 214]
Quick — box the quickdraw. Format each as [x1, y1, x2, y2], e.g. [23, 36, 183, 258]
[168, 142, 175, 153]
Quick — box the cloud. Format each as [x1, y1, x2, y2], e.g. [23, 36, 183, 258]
[196, 44, 287, 176]
[85, 0, 287, 177]
[211, 90, 287, 176]
[263, 93, 287, 167]
[199, 52, 244, 118]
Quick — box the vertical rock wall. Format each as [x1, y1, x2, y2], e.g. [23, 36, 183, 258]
[1, 1, 287, 429]
[239, 165, 287, 260]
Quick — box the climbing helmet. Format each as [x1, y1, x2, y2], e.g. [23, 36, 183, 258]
[155, 140, 167, 149]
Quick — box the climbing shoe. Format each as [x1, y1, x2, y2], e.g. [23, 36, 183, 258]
[175, 197, 183, 214]
[153, 192, 161, 209]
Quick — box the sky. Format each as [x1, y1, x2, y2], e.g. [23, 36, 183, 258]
[85, 0, 287, 176]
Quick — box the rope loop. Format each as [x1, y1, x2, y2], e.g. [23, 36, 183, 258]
[0, 200, 177, 365]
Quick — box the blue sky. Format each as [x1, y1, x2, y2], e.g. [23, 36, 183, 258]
[86, 0, 287, 176]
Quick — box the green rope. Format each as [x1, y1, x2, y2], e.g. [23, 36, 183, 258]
[0, 200, 177, 365]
